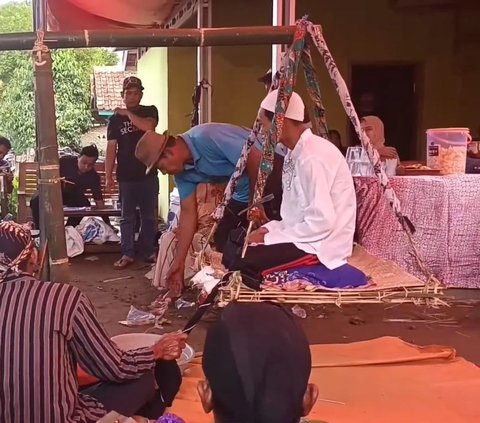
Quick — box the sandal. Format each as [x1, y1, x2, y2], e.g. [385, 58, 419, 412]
[114, 256, 134, 269]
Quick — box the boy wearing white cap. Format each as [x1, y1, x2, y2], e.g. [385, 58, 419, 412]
[236, 90, 357, 288]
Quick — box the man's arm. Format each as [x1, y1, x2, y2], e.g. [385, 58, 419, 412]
[174, 193, 198, 266]
[71, 293, 155, 382]
[105, 140, 117, 190]
[128, 113, 157, 132]
[116, 106, 159, 132]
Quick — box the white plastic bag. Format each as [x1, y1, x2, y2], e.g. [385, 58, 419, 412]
[191, 266, 220, 294]
[166, 188, 181, 232]
[65, 226, 84, 258]
[76, 217, 120, 244]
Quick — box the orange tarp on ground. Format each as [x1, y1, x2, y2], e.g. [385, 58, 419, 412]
[168, 336, 480, 423]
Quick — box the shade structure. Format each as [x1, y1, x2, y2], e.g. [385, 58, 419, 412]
[47, 0, 195, 30]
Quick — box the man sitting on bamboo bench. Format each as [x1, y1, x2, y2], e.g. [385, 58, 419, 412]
[233, 90, 363, 290]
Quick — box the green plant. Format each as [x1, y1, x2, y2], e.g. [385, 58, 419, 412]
[0, 2, 118, 154]
[8, 176, 19, 218]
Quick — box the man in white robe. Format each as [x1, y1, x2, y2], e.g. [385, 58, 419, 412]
[235, 90, 357, 289]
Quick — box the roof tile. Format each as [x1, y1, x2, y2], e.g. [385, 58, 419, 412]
[93, 69, 137, 113]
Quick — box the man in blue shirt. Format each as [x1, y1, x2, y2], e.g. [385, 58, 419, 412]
[136, 123, 262, 295]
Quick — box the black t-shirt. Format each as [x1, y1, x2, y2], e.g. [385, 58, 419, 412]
[60, 156, 103, 201]
[107, 105, 159, 182]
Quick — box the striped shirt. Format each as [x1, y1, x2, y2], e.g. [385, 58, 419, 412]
[0, 273, 156, 423]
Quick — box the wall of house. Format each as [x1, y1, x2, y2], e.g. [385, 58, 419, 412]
[164, 0, 480, 159]
[167, 0, 271, 135]
[296, 0, 480, 157]
[138, 48, 169, 132]
[137, 47, 170, 219]
[167, 46, 197, 135]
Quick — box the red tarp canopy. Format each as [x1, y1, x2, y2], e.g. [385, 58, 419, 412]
[47, 0, 190, 30]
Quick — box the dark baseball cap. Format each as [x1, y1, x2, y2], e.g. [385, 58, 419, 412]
[257, 68, 272, 84]
[122, 76, 144, 91]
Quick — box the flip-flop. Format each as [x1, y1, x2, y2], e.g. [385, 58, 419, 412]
[113, 257, 134, 269]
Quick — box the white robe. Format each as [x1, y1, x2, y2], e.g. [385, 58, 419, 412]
[263, 129, 356, 270]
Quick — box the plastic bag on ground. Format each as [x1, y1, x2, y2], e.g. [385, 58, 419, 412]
[118, 305, 156, 327]
[65, 226, 84, 258]
[76, 217, 120, 244]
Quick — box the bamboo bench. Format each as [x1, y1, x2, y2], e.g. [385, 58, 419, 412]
[17, 161, 120, 224]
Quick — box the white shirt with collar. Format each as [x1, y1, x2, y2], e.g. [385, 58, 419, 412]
[263, 128, 356, 270]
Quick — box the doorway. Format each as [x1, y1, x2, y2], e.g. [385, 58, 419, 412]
[350, 64, 419, 161]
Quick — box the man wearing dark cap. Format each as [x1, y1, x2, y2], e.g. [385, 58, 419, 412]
[106, 76, 159, 268]
[257, 68, 273, 92]
[198, 302, 318, 423]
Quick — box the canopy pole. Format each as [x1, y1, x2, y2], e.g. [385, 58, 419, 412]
[272, 0, 296, 75]
[32, 36, 70, 282]
[197, 0, 212, 123]
[0, 26, 298, 51]
[33, 0, 47, 32]
[271, 0, 283, 75]
[33, 0, 53, 280]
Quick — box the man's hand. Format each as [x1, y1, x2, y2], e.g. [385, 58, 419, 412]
[248, 206, 269, 228]
[105, 176, 114, 193]
[247, 227, 268, 245]
[152, 332, 188, 361]
[114, 107, 130, 117]
[166, 260, 185, 298]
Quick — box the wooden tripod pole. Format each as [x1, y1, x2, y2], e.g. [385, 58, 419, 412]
[33, 45, 69, 282]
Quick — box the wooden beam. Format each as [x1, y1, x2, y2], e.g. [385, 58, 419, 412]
[0, 26, 297, 51]
[33, 49, 70, 283]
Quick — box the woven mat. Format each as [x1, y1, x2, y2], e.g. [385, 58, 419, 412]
[211, 245, 425, 293]
[167, 337, 480, 422]
[344, 245, 424, 292]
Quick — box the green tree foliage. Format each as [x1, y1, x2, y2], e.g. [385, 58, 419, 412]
[0, 2, 118, 153]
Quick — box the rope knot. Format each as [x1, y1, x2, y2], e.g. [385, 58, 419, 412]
[33, 30, 49, 67]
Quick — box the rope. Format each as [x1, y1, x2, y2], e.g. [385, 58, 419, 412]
[208, 57, 286, 225]
[249, 20, 307, 220]
[305, 23, 439, 286]
[190, 79, 212, 128]
[240, 20, 312, 251]
[201, 17, 440, 288]
[305, 23, 414, 233]
[300, 42, 329, 138]
[32, 30, 49, 67]
[37, 176, 70, 185]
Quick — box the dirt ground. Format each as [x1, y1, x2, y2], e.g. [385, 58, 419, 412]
[70, 253, 480, 365]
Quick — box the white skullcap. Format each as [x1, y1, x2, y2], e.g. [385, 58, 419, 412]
[260, 89, 305, 122]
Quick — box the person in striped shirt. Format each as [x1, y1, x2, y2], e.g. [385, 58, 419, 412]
[0, 221, 187, 423]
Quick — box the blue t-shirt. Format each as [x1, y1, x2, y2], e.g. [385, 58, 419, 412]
[174, 123, 251, 203]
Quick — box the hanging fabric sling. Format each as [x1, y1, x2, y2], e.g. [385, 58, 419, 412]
[202, 18, 440, 287]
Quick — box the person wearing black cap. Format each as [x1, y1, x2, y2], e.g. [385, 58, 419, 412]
[106, 76, 160, 268]
[197, 302, 319, 423]
[257, 68, 273, 92]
